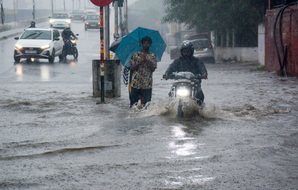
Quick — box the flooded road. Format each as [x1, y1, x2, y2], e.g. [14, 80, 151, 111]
[1, 23, 298, 189]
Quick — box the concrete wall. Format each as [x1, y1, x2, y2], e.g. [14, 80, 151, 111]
[258, 24, 265, 66]
[214, 47, 258, 62]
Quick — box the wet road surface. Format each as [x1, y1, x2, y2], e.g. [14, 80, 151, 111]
[1, 22, 298, 189]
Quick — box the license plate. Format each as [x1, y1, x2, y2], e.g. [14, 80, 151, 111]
[196, 49, 203, 52]
[91, 25, 96, 26]
[57, 24, 63, 26]
[25, 50, 37, 54]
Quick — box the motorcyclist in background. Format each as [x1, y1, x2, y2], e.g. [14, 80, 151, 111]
[62, 25, 76, 58]
[29, 21, 36, 28]
[163, 41, 208, 105]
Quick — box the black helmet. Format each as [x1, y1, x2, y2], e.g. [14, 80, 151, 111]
[30, 21, 36, 27]
[180, 40, 194, 56]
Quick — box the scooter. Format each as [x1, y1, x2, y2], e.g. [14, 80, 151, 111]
[63, 35, 79, 60]
[165, 72, 202, 118]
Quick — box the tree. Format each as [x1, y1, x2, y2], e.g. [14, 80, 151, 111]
[162, 0, 268, 47]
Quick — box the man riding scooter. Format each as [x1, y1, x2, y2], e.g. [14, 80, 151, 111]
[62, 25, 76, 59]
[163, 41, 208, 105]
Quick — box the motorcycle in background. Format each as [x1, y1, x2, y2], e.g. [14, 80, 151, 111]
[63, 34, 79, 60]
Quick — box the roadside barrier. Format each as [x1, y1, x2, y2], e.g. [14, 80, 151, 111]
[0, 16, 49, 32]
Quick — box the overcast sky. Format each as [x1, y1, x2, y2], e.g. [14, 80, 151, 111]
[2, 0, 138, 10]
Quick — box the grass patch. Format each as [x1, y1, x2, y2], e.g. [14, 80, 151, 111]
[251, 65, 265, 72]
[2, 36, 8, 40]
[256, 65, 265, 71]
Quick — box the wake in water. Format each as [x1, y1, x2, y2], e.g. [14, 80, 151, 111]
[129, 98, 239, 120]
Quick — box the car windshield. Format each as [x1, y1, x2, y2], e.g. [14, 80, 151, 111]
[20, 30, 51, 40]
[87, 15, 100, 20]
[73, 10, 84, 14]
[192, 40, 209, 49]
[52, 14, 68, 19]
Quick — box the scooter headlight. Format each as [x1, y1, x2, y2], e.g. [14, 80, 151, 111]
[177, 89, 189, 97]
[71, 39, 76, 44]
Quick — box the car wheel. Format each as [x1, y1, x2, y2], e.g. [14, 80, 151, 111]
[73, 47, 78, 59]
[49, 49, 55, 63]
[14, 56, 20, 63]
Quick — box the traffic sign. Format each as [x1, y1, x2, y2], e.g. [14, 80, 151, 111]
[90, 0, 114, 7]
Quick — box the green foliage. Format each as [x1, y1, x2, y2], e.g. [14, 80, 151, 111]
[163, 0, 268, 32]
[162, 0, 268, 46]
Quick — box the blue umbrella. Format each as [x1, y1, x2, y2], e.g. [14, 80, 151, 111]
[115, 27, 167, 66]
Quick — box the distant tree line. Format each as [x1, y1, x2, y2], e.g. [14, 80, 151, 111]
[162, 0, 269, 47]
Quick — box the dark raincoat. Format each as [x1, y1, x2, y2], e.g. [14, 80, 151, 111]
[165, 56, 208, 82]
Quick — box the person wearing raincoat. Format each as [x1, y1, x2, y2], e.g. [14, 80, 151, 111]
[129, 36, 157, 107]
[163, 41, 208, 104]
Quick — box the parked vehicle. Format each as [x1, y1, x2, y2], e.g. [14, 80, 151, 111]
[14, 28, 64, 63]
[84, 14, 100, 30]
[165, 72, 202, 118]
[49, 12, 71, 29]
[189, 38, 215, 63]
[63, 35, 79, 60]
[71, 10, 85, 21]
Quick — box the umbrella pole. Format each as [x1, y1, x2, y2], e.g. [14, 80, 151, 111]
[100, 6, 105, 103]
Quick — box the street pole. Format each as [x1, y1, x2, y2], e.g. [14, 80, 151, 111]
[113, 0, 119, 39]
[72, 0, 74, 11]
[13, 0, 16, 21]
[0, 0, 4, 25]
[64, 0, 66, 12]
[104, 5, 110, 60]
[32, 0, 35, 20]
[100, 6, 105, 102]
[51, 0, 54, 14]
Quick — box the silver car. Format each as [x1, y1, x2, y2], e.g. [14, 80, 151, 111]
[190, 39, 215, 63]
[49, 12, 71, 29]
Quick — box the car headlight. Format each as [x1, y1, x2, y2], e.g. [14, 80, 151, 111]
[66, 20, 71, 23]
[49, 19, 55, 23]
[41, 45, 50, 49]
[15, 44, 22, 50]
[86, 22, 89, 25]
[177, 89, 189, 97]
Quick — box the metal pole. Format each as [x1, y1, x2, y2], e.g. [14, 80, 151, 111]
[72, 0, 74, 11]
[51, 0, 54, 14]
[104, 5, 110, 60]
[32, 0, 35, 20]
[100, 6, 105, 102]
[119, 5, 122, 36]
[125, 0, 128, 34]
[114, 0, 119, 39]
[13, 0, 16, 21]
[64, 0, 66, 12]
[0, 0, 4, 25]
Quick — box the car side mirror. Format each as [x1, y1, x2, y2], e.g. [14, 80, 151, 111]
[48, 16, 51, 18]
[14, 37, 19, 40]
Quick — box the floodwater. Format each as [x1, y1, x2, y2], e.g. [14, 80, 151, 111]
[1, 52, 298, 188]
